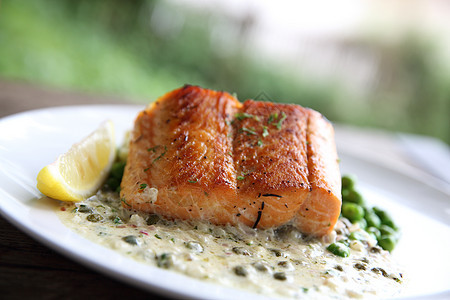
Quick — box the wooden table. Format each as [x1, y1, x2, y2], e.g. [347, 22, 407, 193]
[0, 80, 170, 300]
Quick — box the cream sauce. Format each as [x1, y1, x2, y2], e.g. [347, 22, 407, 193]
[57, 190, 404, 299]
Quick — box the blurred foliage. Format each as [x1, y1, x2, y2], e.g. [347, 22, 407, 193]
[368, 35, 450, 142]
[0, 0, 449, 143]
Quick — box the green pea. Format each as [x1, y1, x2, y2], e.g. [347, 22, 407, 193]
[357, 218, 367, 230]
[366, 227, 381, 239]
[341, 189, 350, 199]
[364, 209, 381, 228]
[349, 231, 368, 242]
[373, 207, 398, 230]
[341, 175, 356, 190]
[327, 242, 350, 257]
[379, 224, 397, 236]
[378, 235, 396, 252]
[338, 239, 350, 247]
[341, 203, 365, 223]
[382, 218, 398, 230]
[342, 190, 365, 205]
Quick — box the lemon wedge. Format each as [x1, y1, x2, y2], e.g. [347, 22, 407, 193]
[37, 120, 116, 201]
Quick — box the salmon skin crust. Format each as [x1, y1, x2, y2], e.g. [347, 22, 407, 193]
[120, 85, 341, 236]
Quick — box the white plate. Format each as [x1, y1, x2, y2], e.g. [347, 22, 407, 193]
[0, 105, 449, 300]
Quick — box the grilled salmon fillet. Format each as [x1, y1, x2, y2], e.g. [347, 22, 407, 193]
[120, 85, 341, 236]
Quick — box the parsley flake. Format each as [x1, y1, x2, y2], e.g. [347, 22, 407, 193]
[147, 146, 159, 152]
[153, 145, 168, 162]
[268, 112, 280, 125]
[276, 112, 287, 130]
[121, 198, 131, 207]
[262, 126, 269, 137]
[241, 127, 257, 135]
[235, 112, 260, 121]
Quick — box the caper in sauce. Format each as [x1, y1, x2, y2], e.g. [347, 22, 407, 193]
[122, 235, 139, 245]
[86, 214, 103, 222]
[273, 272, 287, 281]
[233, 265, 248, 277]
[185, 241, 204, 253]
[156, 253, 174, 269]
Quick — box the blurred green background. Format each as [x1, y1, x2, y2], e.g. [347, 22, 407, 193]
[1, 0, 449, 143]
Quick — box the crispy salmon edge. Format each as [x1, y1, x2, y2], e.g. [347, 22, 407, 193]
[295, 109, 342, 236]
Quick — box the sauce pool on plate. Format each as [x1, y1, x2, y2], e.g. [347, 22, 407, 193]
[57, 189, 404, 299]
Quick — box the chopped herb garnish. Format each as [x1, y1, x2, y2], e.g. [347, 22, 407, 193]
[237, 176, 245, 181]
[234, 112, 260, 121]
[262, 126, 269, 137]
[156, 253, 173, 269]
[112, 216, 122, 224]
[121, 198, 131, 207]
[327, 242, 350, 257]
[240, 127, 257, 135]
[147, 146, 159, 152]
[276, 112, 287, 129]
[257, 139, 263, 147]
[188, 179, 198, 183]
[268, 113, 276, 124]
[154, 234, 162, 239]
[147, 145, 168, 162]
[139, 183, 147, 191]
[153, 145, 168, 162]
[144, 167, 149, 172]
